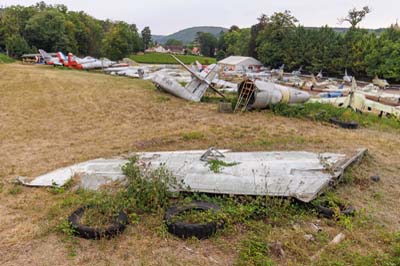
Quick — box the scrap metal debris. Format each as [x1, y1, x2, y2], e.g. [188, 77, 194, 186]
[30, 49, 400, 119]
[17, 148, 367, 203]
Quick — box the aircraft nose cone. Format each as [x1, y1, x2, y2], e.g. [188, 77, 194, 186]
[291, 91, 311, 103]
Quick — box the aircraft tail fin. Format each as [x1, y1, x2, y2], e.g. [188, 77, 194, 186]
[196, 61, 203, 72]
[351, 77, 357, 91]
[38, 49, 52, 61]
[311, 74, 317, 86]
[56, 52, 67, 63]
[171, 54, 224, 100]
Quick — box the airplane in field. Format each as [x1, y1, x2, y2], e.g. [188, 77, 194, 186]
[292, 66, 303, 76]
[38, 49, 63, 66]
[372, 75, 390, 89]
[56, 52, 116, 70]
[310, 74, 338, 88]
[271, 64, 285, 75]
[317, 70, 324, 79]
[343, 69, 353, 83]
[310, 78, 400, 118]
[151, 55, 225, 102]
[39, 49, 117, 70]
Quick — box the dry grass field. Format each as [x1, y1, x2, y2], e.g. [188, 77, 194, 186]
[0, 63, 399, 266]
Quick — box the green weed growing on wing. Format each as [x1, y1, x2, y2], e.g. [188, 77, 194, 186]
[207, 159, 240, 173]
[121, 156, 179, 213]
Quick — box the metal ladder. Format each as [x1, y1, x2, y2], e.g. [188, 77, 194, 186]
[234, 80, 256, 112]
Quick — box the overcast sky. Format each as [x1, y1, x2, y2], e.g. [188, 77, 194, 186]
[1, 0, 398, 35]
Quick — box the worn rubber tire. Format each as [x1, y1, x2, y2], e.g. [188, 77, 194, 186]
[164, 201, 222, 240]
[68, 206, 128, 240]
[316, 205, 356, 219]
[329, 117, 359, 129]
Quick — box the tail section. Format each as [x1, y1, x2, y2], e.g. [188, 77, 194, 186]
[57, 52, 67, 64]
[185, 64, 220, 100]
[311, 74, 317, 86]
[170, 54, 224, 100]
[38, 49, 52, 62]
[195, 61, 203, 72]
[351, 77, 357, 92]
[317, 70, 323, 79]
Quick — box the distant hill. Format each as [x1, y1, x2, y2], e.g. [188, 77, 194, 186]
[306, 27, 386, 35]
[153, 26, 386, 45]
[152, 26, 228, 44]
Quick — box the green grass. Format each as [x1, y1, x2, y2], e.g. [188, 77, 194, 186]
[0, 53, 15, 64]
[181, 131, 205, 141]
[130, 53, 216, 65]
[270, 102, 400, 130]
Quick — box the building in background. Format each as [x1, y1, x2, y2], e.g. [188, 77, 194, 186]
[218, 56, 263, 72]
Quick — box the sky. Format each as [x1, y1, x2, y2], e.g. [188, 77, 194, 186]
[1, 0, 398, 35]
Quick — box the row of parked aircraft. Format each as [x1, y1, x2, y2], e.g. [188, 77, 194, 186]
[38, 49, 121, 69]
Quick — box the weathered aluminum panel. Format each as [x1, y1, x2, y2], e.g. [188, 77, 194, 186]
[17, 149, 366, 202]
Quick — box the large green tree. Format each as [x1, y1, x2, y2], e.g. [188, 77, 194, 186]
[5, 34, 31, 57]
[257, 10, 298, 68]
[141, 26, 152, 50]
[102, 22, 142, 60]
[24, 9, 71, 52]
[195, 32, 217, 57]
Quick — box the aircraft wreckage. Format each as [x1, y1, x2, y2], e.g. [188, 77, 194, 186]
[151, 55, 225, 101]
[235, 79, 310, 111]
[151, 55, 311, 107]
[17, 148, 367, 203]
[310, 78, 400, 119]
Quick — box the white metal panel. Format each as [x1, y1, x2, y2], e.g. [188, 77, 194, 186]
[17, 149, 366, 202]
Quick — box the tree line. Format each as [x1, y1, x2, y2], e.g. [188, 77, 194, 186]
[0, 2, 152, 60]
[2, 3, 400, 82]
[213, 7, 400, 82]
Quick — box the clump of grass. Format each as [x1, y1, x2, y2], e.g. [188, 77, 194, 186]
[121, 156, 180, 213]
[270, 102, 400, 130]
[316, 231, 400, 266]
[80, 207, 114, 228]
[235, 233, 274, 266]
[0, 53, 15, 63]
[8, 185, 22, 195]
[56, 220, 78, 258]
[185, 194, 312, 228]
[312, 191, 348, 209]
[181, 131, 204, 141]
[171, 208, 223, 225]
[156, 95, 171, 102]
[207, 159, 239, 173]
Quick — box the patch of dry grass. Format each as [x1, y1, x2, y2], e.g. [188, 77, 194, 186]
[0, 63, 399, 265]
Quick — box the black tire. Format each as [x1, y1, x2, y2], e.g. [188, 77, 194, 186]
[68, 206, 128, 240]
[164, 201, 222, 240]
[329, 117, 359, 129]
[315, 204, 356, 219]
